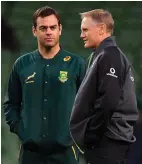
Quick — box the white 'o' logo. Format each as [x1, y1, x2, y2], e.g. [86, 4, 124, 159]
[110, 68, 115, 74]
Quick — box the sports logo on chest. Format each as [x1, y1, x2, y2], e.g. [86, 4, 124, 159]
[58, 71, 68, 83]
[63, 56, 71, 62]
[25, 72, 36, 83]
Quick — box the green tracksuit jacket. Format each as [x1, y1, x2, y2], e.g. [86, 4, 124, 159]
[3, 48, 86, 157]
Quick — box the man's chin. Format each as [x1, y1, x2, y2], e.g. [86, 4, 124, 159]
[44, 43, 54, 48]
[84, 44, 90, 48]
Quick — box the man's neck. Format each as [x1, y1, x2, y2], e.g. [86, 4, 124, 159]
[96, 34, 111, 48]
[38, 43, 60, 59]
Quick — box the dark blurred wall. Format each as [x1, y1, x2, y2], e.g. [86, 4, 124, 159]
[1, 1, 142, 164]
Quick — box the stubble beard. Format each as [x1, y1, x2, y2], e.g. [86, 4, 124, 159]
[38, 38, 59, 52]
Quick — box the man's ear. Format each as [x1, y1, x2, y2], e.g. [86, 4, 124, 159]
[32, 26, 37, 37]
[59, 24, 62, 36]
[99, 23, 106, 35]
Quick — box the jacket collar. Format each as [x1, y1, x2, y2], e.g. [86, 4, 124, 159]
[93, 36, 117, 56]
[87, 36, 117, 68]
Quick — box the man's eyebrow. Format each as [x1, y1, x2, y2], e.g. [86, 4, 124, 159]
[39, 25, 58, 28]
[81, 27, 88, 30]
[50, 25, 58, 27]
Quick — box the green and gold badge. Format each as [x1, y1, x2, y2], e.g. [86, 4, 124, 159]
[59, 71, 68, 83]
[63, 56, 71, 62]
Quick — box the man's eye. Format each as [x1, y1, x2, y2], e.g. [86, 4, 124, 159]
[40, 27, 46, 31]
[84, 29, 88, 32]
[50, 26, 56, 30]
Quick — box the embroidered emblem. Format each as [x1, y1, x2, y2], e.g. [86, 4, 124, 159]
[25, 72, 36, 83]
[59, 71, 68, 83]
[130, 76, 134, 81]
[63, 56, 71, 62]
[106, 68, 118, 78]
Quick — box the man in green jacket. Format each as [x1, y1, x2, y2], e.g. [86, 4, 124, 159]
[3, 6, 86, 164]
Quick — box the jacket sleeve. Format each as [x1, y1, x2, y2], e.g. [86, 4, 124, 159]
[96, 51, 123, 113]
[87, 50, 124, 136]
[3, 61, 22, 134]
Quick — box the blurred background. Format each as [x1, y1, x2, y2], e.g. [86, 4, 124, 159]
[1, 1, 142, 164]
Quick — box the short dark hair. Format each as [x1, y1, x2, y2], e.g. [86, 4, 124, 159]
[33, 6, 61, 28]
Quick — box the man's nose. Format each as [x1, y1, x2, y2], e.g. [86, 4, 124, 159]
[80, 32, 84, 39]
[46, 28, 52, 35]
